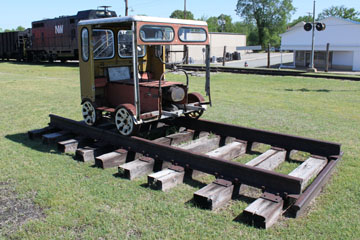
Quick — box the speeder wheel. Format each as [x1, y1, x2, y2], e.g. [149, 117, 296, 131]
[115, 107, 137, 136]
[185, 110, 204, 119]
[82, 101, 98, 126]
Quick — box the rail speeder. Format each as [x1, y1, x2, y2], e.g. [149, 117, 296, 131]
[78, 16, 211, 135]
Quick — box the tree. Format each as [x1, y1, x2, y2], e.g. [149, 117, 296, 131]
[0, 28, 3, 32]
[205, 15, 234, 32]
[16, 26, 25, 31]
[247, 29, 259, 46]
[318, 5, 360, 21]
[2, 26, 26, 32]
[233, 22, 259, 45]
[170, 10, 194, 20]
[288, 15, 314, 28]
[206, 16, 218, 32]
[235, 0, 295, 47]
[217, 15, 234, 32]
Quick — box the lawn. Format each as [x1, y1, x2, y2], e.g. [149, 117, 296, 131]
[0, 62, 359, 239]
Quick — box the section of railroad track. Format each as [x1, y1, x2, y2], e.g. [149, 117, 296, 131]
[178, 65, 360, 81]
[28, 114, 342, 229]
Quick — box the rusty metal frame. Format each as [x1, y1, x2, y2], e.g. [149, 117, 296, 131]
[49, 114, 302, 195]
[132, 21, 141, 120]
[48, 114, 342, 216]
[205, 44, 212, 106]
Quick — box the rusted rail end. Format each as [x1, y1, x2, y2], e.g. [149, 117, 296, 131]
[288, 154, 343, 218]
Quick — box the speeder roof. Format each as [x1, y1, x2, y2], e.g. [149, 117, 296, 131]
[78, 15, 208, 26]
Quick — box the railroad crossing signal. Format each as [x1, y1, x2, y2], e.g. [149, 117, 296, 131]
[304, 22, 326, 31]
[304, 23, 312, 31]
[316, 22, 326, 31]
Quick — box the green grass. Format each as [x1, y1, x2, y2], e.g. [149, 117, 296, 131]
[1, 62, 360, 239]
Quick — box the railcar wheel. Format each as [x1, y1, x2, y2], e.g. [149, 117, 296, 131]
[82, 101, 99, 126]
[115, 106, 138, 136]
[185, 92, 206, 119]
[185, 110, 204, 119]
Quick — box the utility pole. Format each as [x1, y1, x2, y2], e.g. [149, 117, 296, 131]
[183, 0, 188, 64]
[184, 0, 187, 19]
[125, 0, 128, 16]
[309, 0, 317, 72]
[325, 43, 330, 72]
[267, 43, 270, 68]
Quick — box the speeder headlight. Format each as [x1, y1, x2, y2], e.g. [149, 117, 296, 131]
[169, 86, 185, 102]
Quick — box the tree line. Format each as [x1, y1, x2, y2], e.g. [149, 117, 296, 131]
[0, 26, 26, 33]
[171, 3, 360, 48]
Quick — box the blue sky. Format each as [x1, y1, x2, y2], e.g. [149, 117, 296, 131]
[1, 0, 360, 30]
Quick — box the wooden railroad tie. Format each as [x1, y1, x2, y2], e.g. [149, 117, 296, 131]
[28, 126, 58, 139]
[42, 130, 73, 145]
[95, 149, 140, 169]
[148, 166, 185, 191]
[57, 137, 92, 154]
[119, 156, 155, 180]
[75, 142, 114, 162]
[240, 147, 287, 194]
[288, 156, 328, 190]
[180, 135, 234, 178]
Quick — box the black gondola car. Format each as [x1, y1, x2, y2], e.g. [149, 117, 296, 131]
[0, 30, 30, 61]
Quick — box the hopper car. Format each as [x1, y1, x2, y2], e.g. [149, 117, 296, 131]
[0, 8, 117, 62]
[78, 16, 211, 135]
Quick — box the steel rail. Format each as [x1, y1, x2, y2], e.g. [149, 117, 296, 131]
[168, 117, 341, 158]
[177, 65, 360, 81]
[49, 114, 303, 195]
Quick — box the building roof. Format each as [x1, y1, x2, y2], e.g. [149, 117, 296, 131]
[78, 15, 208, 26]
[324, 16, 360, 25]
[281, 16, 360, 36]
[209, 32, 246, 36]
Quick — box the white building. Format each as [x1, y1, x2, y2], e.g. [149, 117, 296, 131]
[170, 32, 246, 64]
[280, 17, 360, 71]
[209, 32, 246, 59]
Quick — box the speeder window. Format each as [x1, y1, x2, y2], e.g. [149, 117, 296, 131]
[81, 28, 89, 62]
[178, 27, 207, 42]
[92, 29, 115, 60]
[118, 30, 146, 58]
[140, 25, 174, 42]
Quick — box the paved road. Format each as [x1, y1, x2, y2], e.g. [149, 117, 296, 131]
[215, 52, 294, 68]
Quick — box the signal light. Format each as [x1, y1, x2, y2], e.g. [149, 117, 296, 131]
[316, 23, 326, 31]
[304, 23, 312, 31]
[304, 22, 326, 32]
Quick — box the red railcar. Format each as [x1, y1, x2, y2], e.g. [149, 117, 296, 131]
[29, 10, 117, 62]
[0, 9, 117, 62]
